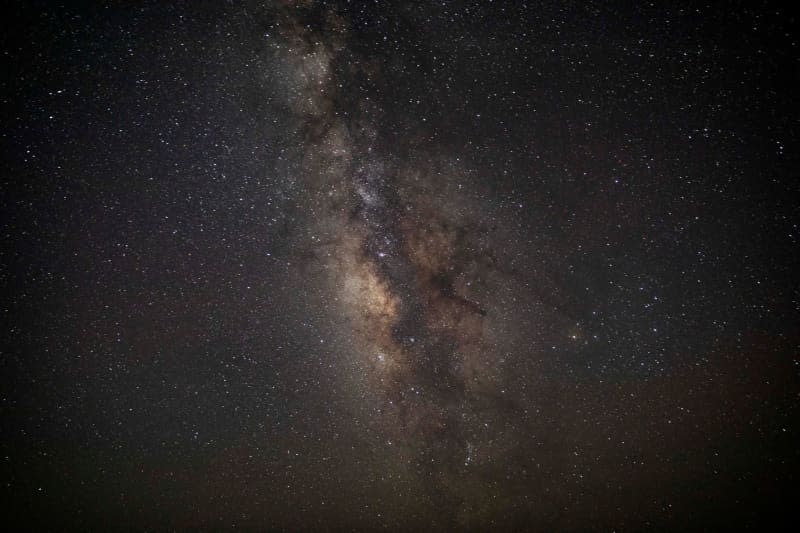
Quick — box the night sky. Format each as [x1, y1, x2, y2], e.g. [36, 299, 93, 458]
[2, 1, 798, 530]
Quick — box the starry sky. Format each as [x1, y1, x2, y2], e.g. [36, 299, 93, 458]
[2, 1, 798, 530]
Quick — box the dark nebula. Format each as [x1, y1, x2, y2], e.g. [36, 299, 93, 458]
[2, 1, 798, 530]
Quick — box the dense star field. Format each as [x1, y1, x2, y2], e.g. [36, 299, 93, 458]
[2, 1, 798, 530]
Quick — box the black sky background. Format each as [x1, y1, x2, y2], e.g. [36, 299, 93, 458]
[2, 1, 799, 530]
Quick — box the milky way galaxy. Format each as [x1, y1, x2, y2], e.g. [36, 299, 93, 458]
[276, 6, 517, 460]
[3, 1, 798, 530]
